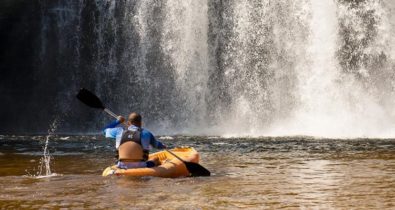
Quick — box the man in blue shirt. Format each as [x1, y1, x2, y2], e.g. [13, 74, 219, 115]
[103, 112, 166, 169]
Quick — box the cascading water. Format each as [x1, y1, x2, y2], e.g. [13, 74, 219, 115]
[282, 0, 395, 138]
[270, 0, 349, 136]
[208, 0, 311, 136]
[3, 0, 395, 137]
[161, 0, 210, 133]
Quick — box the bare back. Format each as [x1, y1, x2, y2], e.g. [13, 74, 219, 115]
[118, 141, 144, 161]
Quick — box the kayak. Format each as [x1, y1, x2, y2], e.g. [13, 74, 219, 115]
[102, 147, 200, 178]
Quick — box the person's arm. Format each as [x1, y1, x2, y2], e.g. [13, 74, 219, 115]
[141, 130, 166, 150]
[103, 120, 121, 131]
[103, 116, 125, 138]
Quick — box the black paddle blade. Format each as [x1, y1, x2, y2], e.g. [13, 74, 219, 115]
[184, 162, 211, 177]
[76, 88, 105, 109]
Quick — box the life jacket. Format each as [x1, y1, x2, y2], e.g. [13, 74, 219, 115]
[116, 128, 149, 161]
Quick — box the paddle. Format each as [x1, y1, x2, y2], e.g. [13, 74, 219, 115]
[165, 149, 211, 177]
[76, 88, 118, 118]
[76, 88, 211, 177]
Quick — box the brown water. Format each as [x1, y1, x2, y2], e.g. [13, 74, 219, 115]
[0, 135, 394, 209]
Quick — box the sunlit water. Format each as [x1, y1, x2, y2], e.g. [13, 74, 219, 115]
[0, 135, 394, 209]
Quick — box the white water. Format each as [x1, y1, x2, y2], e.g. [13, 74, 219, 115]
[35, 119, 61, 178]
[269, 0, 355, 137]
[214, 0, 395, 138]
[280, 0, 395, 138]
[45, 0, 395, 138]
[162, 0, 210, 132]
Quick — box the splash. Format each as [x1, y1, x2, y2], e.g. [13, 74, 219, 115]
[35, 119, 61, 178]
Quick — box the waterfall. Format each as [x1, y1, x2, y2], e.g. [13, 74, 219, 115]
[208, 0, 311, 136]
[2, 0, 395, 137]
[267, 0, 395, 137]
[271, 0, 347, 136]
[160, 0, 210, 132]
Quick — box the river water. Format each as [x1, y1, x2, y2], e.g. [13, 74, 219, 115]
[0, 135, 394, 209]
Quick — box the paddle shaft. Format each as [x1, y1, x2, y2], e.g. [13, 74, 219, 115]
[104, 108, 118, 118]
[165, 149, 187, 163]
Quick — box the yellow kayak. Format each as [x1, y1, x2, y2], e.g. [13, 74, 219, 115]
[102, 147, 200, 178]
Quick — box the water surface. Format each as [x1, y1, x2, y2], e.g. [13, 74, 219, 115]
[0, 135, 394, 209]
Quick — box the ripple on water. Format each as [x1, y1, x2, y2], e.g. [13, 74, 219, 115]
[0, 135, 394, 209]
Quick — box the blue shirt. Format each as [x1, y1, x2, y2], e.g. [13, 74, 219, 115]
[103, 120, 165, 150]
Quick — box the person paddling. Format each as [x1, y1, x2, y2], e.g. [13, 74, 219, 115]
[103, 112, 166, 169]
